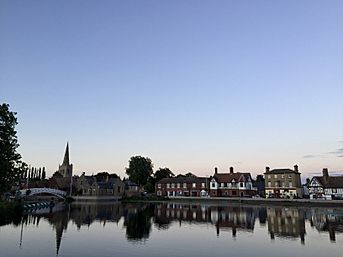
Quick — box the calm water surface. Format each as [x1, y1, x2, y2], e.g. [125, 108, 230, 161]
[1, 202, 343, 257]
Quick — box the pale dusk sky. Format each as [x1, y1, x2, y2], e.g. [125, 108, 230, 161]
[1, 0, 342, 178]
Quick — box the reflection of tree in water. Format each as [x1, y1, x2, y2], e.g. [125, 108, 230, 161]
[123, 203, 154, 242]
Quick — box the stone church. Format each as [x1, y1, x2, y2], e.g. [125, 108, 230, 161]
[58, 142, 73, 178]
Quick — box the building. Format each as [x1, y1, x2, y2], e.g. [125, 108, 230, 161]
[57, 143, 73, 178]
[124, 180, 141, 197]
[75, 173, 125, 197]
[156, 176, 210, 197]
[209, 167, 257, 197]
[264, 165, 302, 198]
[308, 168, 343, 200]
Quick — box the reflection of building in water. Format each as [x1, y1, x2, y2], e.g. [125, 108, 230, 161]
[310, 208, 343, 242]
[69, 203, 123, 228]
[154, 203, 256, 238]
[20, 206, 69, 256]
[267, 207, 305, 244]
[210, 206, 256, 237]
[155, 203, 212, 226]
[19, 203, 124, 256]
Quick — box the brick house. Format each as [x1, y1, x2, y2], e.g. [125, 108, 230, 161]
[156, 176, 210, 197]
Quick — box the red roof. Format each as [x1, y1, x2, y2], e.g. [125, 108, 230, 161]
[213, 173, 251, 183]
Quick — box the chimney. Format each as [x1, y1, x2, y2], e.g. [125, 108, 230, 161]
[214, 167, 218, 174]
[294, 165, 299, 172]
[265, 167, 270, 173]
[230, 167, 234, 174]
[323, 168, 329, 184]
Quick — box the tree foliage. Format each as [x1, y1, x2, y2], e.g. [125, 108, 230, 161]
[154, 167, 174, 182]
[0, 103, 23, 193]
[125, 156, 153, 186]
[176, 172, 196, 178]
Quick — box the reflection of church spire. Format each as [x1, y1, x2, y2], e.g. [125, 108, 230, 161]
[55, 222, 63, 256]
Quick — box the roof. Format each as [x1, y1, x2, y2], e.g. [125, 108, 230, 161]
[97, 178, 124, 189]
[62, 142, 70, 165]
[312, 176, 343, 188]
[157, 177, 208, 184]
[212, 173, 251, 183]
[265, 169, 300, 174]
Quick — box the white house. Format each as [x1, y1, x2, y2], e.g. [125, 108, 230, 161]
[308, 168, 343, 200]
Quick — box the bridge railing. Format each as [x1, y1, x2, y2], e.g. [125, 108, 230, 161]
[19, 188, 67, 197]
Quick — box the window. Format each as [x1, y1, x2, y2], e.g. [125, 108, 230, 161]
[183, 183, 187, 188]
[192, 183, 196, 188]
[158, 184, 161, 189]
[268, 175, 271, 179]
[171, 183, 175, 188]
[157, 191, 162, 196]
[221, 183, 224, 187]
[211, 182, 216, 187]
[281, 175, 285, 179]
[177, 183, 180, 188]
[240, 182, 244, 187]
[167, 183, 170, 188]
[288, 174, 292, 179]
[289, 182, 292, 188]
[268, 182, 272, 187]
[274, 174, 278, 178]
[333, 188, 337, 193]
[201, 183, 205, 188]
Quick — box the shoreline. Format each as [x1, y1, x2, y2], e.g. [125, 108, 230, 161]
[163, 196, 343, 207]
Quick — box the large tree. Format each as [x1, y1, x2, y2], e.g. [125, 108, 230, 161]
[0, 103, 24, 193]
[125, 156, 153, 186]
[154, 167, 174, 182]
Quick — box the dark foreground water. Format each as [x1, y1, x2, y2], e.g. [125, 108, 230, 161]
[1, 202, 343, 257]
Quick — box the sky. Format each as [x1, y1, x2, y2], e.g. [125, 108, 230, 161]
[1, 0, 342, 179]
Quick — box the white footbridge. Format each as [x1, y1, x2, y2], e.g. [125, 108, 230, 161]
[19, 188, 67, 199]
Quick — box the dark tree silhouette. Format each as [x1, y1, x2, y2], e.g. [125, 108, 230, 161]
[125, 156, 153, 186]
[0, 103, 25, 193]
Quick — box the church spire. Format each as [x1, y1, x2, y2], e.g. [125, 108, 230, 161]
[62, 142, 69, 165]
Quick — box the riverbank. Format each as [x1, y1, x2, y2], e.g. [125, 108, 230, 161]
[163, 196, 343, 207]
[0, 201, 23, 226]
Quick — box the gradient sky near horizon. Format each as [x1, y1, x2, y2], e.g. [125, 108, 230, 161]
[1, 0, 343, 178]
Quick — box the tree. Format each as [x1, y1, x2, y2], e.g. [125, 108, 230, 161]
[52, 171, 63, 178]
[176, 172, 196, 178]
[125, 156, 153, 186]
[154, 167, 174, 182]
[0, 103, 24, 193]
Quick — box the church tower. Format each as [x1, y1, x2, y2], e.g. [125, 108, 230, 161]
[58, 143, 73, 177]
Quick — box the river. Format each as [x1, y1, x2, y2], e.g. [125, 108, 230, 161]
[0, 201, 343, 257]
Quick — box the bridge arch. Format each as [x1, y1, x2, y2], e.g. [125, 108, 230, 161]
[19, 188, 67, 200]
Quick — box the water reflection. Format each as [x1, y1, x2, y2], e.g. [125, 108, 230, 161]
[267, 207, 306, 243]
[310, 208, 343, 242]
[4, 202, 343, 256]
